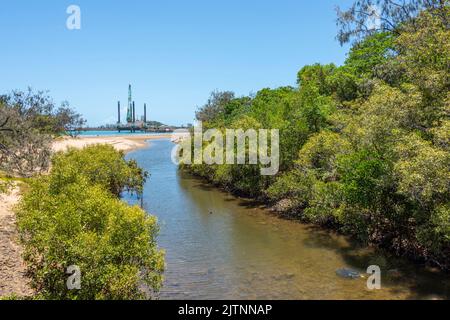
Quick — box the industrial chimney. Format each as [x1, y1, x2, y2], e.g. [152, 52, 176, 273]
[117, 101, 121, 124]
[144, 103, 147, 123]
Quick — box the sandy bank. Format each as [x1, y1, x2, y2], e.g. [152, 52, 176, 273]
[52, 134, 172, 153]
[0, 187, 33, 297]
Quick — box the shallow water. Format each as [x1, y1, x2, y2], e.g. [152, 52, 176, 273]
[77, 130, 166, 137]
[124, 139, 449, 300]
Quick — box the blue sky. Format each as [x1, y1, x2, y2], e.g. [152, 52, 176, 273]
[0, 0, 353, 126]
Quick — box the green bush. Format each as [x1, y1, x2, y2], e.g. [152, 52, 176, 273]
[51, 144, 148, 196]
[16, 145, 164, 300]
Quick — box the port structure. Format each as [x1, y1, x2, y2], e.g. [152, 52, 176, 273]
[116, 85, 151, 133]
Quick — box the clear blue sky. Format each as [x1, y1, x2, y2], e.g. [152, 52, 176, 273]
[0, 0, 353, 126]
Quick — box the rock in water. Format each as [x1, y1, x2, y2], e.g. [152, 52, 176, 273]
[336, 268, 361, 279]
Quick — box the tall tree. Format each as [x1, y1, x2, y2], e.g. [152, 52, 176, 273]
[0, 103, 51, 177]
[336, 0, 448, 44]
[195, 90, 235, 122]
[0, 89, 85, 177]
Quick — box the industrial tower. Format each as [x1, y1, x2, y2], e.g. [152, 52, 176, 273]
[117, 85, 150, 132]
[127, 84, 133, 123]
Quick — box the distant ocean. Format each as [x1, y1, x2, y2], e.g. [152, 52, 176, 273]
[77, 131, 168, 137]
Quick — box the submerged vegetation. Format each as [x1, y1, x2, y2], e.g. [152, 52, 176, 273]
[16, 145, 164, 299]
[184, 2, 450, 270]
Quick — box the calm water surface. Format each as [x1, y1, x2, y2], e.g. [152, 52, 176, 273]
[124, 139, 449, 300]
[77, 130, 167, 137]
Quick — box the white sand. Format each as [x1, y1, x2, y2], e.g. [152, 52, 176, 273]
[52, 134, 172, 153]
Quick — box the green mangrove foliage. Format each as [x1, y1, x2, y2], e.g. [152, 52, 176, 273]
[51, 144, 148, 197]
[184, 6, 450, 269]
[16, 145, 164, 299]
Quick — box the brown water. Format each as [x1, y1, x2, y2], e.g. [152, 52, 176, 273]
[125, 139, 449, 300]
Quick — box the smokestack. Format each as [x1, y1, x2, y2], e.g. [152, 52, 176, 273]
[144, 103, 147, 123]
[132, 101, 135, 123]
[117, 101, 121, 124]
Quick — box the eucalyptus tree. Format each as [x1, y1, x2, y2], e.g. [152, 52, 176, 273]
[0, 89, 84, 177]
[336, 0, 448, 44]
[0, 103, 51, 177]
[195, 90, 235, 123]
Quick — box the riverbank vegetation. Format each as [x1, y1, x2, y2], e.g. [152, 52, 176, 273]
[184, 1, 449, 270]
[16, 145, 164, 299]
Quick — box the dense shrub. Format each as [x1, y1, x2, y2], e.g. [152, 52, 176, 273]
[16, 145, 164, 299]
[51, 144, 147, 196]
